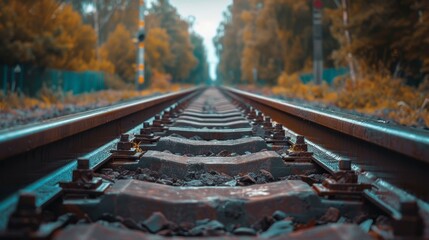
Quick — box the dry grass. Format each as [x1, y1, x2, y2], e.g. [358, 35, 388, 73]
[0, 84, 191, 112]
[245, 72, 429, 128]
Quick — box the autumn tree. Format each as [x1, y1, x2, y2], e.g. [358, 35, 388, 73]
[327, 0, 429, 85]
[214, 0, 338, 85]
[0, 0, 209, 88]
[187, 32, 210, 84]
[145, 27, 174, 79]
[214, 0, 253, 84]
[101, 24, 136, 83]
[64, 0, 138, 43]
[0, 0, 104, 71]
[146, 0, 197, 83]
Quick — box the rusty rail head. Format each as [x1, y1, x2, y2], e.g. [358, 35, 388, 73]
[223, 87, 429, 164]
[0, 88, 198, 161]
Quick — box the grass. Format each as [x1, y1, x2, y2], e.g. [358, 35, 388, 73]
[244, 73, 429, 128]
[0, 84, 190, 112]
[2, 75, 428, 129]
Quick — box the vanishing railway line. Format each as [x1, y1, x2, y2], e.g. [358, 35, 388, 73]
[0, 87, 428, 239]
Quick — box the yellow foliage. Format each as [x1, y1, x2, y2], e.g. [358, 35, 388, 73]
[101, 24, 136, 83]
[150, 70, 172, 90]
[336, 76, 420, 112]
[145, 28, 174, 73]
[0, 1, 99, 70]
[273, 73, 332, 102]
[241, 11, 253, 23]
[146, 0, 198, 82]
[0, 85, 191, 113]
[270, 73, 429, 127]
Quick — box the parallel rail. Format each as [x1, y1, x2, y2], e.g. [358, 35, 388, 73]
[0, 88, 200, 200]
[224, 87, 429, 164]
[0, 88, 199, 160]
[0, 87, 427, 239]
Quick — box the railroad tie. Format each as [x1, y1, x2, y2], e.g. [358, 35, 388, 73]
[2, 87, 424, 239]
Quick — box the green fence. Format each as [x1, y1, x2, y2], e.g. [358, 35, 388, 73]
[300, 67, 349, 84]
[1, 65, 106, 96]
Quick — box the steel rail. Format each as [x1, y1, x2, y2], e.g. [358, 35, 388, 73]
[0, 87, 201, 201]
[0, 88, 201, 229]
[0, 87, 427, 238]
[223, 87, 429, 164]
[0, 87, 198, 160]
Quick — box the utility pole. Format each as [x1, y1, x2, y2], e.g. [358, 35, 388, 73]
[341, 0, 357, 82]
[93, 0, 100, 62]
[136, 0, 146, 90]
[313, 0, 324, 85]
[252, 67, 258, 85]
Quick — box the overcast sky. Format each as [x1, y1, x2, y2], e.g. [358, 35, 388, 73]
[146, 0, 232, 80]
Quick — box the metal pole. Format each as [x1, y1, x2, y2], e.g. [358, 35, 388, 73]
[313, 0, 323, 85]
[93, 0, 100, 63]
[136, 0, 145, 90]
[17, 65, 23, 93]
[2, 65, 7, 95]
[341, 0, 357, 82]
[252, 67, 257, 85]
[11, 68, 15, 92]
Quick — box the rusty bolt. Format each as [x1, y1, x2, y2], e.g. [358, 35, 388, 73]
[141, 128, 153, 135]
[393, 199, 424, 236]
[400, 199, 419, 216]
[275, 124, 283, 131]
[73, 158, 93, 182]
[338, 159, 351, 171]
[296, 135, 305, 144]
[77, 158, 90, 170]
[273, 132, 285, 140]
[264, 117, 272, 127]
[7, 192, 41, 231]
[17, 192, 37, 210]
[291, 135, 307, 152]
[117, 134, 132, 150]
[255, 113, 264, 123]
[120, 134, 129, 142]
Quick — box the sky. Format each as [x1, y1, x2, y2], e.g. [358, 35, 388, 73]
[146, 0, 232, 80]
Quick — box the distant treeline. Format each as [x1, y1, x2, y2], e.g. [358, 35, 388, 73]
[214, 0, 429, 86]
[0, 0, 210, 88]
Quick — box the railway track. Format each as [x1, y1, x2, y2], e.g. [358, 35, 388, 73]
[0, 87, 428, 239]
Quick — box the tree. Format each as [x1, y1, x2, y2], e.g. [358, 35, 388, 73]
[145, 27, 174, 75]
[214, 0, 339, 85]
[0, 0, 99, 70]
[327, 0, 429, 85]
[187, 32, 210, 84]
[146, 0, 197, 83]
[214, 0, 253, 84]
[101, 24, 136, 83]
